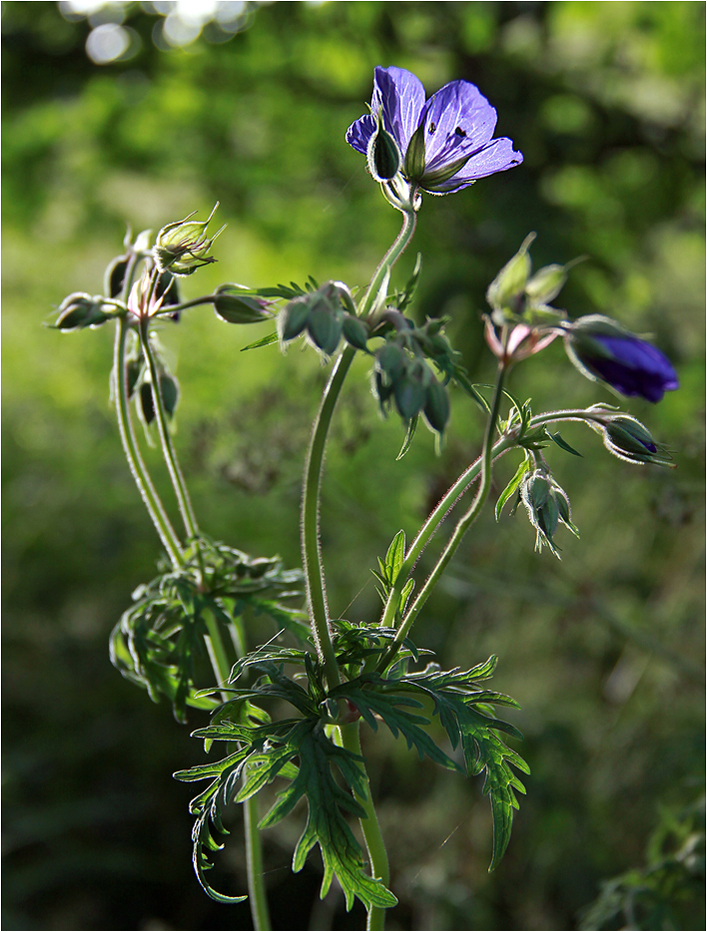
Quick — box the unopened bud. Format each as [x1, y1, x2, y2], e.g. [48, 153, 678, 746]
[154, 203, 223, 276]
[367, 109, 403, 182]
[486, 233, 535, 315]
[520, 469, 579, 558]
[213, 288, 271, 325]
[278, 295, 311, 343]
[423, 378, 450, 435]
[342, 315, 370, 351]
[53, 293, 115, 331]
[525, 263, 567, 305]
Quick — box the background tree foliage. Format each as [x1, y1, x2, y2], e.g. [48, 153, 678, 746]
[2, 2, 704, 929]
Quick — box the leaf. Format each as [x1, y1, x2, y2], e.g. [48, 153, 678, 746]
[384, 530, 406, 587]
[397, 253, 422, 313]
[395, 660, 529, 871]
[495, 456, 530, 521]
[177, 713, 396, 911]
[396, 414, 418, 460]
[240, 331, 279, 351]
[332, 678, 460, 772]
[549, 431, 583, 457]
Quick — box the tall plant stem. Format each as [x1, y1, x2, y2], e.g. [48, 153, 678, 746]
[139, 319, 200, 541]
[338, 723, 390, 932]
[113, 316, 183, 566]
[203, 614, 272, 932]
[379, 364, 507, 668]
[301, 208, 417, 688]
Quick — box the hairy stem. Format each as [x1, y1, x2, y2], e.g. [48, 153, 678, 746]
[338, 723, 390, 932]
[139, 318, 200, 540]
[301, 209, 418, 688]
[113, 316, 183, 565]
[203, 614, 272, 932]
[379, 364, 507, 668]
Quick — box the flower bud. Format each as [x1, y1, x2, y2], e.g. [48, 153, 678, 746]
[278, 295, 311, 343]
[564, 315, 679, 403]
[520, 469, 579, 558]
[366, 109, 403, 182]
[600, 414, 672, 466]
[53, 292, 115, 331]
[423, 378, 450, 435]
[342, 315, 370, 351]
[486, 233, 535, 316]
[104, 254, 130, 298]
[394, 360, 430, 422]
[213, 288, 271, 325]
[375, 342, 406, 385]
[154, 203, 223, 276]
[525, 263, 567, 305]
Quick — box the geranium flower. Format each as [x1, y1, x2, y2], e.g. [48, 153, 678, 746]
[564, 315, 679, 403]
[346, 66, 523, 194]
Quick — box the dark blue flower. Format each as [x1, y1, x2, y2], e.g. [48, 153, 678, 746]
[346, 66, 523, 194]
[565, 315, 679, 403]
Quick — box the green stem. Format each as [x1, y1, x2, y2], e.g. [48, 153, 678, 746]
[379, 364, 508, 669]
[113, 316, 183, 566]
[301, 209, 418, 688]
[338, 723, 390, 932]
[139, 318, 200, 540]
[203, 614, 272, 932]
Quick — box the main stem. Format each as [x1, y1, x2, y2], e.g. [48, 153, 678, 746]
[139, 318, 200, 540]
[379, 363, 507, 667]
[113, 316, 183, 566]
[203, 615, 271, 932]
[338, 723, 390, 932]
[301, 208, 417, 688]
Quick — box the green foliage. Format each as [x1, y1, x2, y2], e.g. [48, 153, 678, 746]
[110, 537, 305, 722]
[579, 799, 705, 930]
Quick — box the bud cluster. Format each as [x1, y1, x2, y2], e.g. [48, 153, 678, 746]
[486, 233, 572, 329]
[154, 203, 223, 277]
[277, 281, 359, 356]
[520, 468, 579, 558]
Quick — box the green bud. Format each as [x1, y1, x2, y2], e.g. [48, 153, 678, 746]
[366, 109, 402, 182]
[525, 263, 567, 305]
[306, 299, 342, 355]
[404, 121, 427, 184]
[375, 342, 406, 384]
[486, 233, 536, 315]
[213, 289, 271, 325]
[159, 373, 180, 419]
[139, 381, 155, 425]
[394, 371, 426, 421]
[104, 254, 129, 298]
[53, 293, 116, 331]
[278, 296, 311, 342]
[154, 203, 223, 276]
[520, 470, 578, 558]
[126, 358, 143, 399]
[342, 315, 370, 351]
[423, 379, 450, 435]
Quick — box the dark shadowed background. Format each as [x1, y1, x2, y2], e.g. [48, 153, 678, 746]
[2, 2, 705, 930]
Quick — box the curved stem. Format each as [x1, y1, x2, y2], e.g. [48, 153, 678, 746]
[204, 614, 272, 932]
[338, 723, 390, 932]
[301, 209, 418, 689]
[139, 318, 200, 540]
[113, 317, 183, 566]
[378, 364, 507, 669]
[377, 406, 608, 640]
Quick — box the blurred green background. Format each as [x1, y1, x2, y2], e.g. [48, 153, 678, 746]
[2, 2, 704, 929]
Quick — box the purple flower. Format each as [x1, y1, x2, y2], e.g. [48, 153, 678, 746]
[565, 315, 679, 403]
[346, 66, 523, 194]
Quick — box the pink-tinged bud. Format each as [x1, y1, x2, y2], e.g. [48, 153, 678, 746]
[127, 273, 166, 322]
[485, 320, 559, 365]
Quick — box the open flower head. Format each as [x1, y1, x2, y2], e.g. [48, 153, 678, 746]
[347, 66, 523, 194]
[565, 315, 679, 403]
